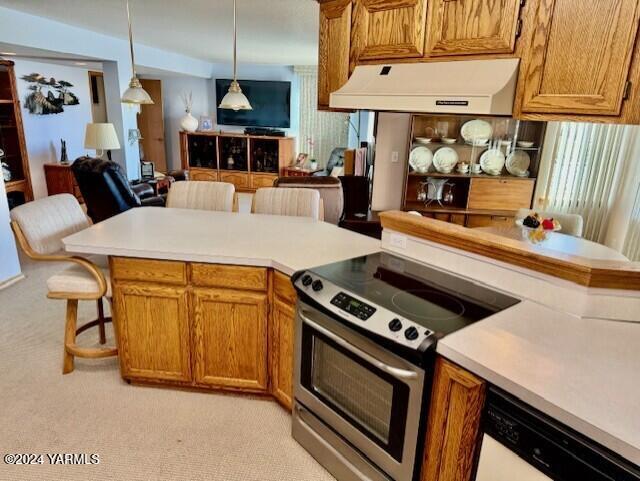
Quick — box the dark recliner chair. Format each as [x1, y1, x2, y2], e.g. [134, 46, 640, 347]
[72, 156, 165, 224]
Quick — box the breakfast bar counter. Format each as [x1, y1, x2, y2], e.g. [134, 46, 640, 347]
[63, 207, 381, 275]
[62, 207, 380, 410]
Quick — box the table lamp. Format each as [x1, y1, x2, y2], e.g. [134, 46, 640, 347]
[84, 123, 121, 158]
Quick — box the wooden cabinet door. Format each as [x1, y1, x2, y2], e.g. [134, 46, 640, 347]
[189, 168, 218, 181]
[426, 0, 521, 56]
[353, 0, 428, 61]
[219, 171, 249, 189]
[270, 298, 295, 410]
[467, 178, 534, 211]
[318, 0, 352, 109]
[113, 282, 191, 383]
[422, 357, 485, 481]
[520, 0, 640, 116]
[191, 288, 268, 392]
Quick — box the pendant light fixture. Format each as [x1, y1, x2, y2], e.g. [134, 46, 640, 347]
[121, 0, 153, 105]
[219, 0, 252, 111]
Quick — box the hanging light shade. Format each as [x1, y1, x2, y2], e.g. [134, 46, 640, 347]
[121, 0, 153, 105]
[219, 0, 252, 111]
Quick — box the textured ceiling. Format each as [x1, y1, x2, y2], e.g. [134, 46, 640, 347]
[0, 0, 319, 65]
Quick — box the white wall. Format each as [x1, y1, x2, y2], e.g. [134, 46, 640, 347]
[13, 59, 94, 199]
[0, 178, 21, 285]
[371, 113, 411, 211]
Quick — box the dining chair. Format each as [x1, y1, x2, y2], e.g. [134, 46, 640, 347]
[10, 194, 117, 374]
[252, 187, 322, 220]
[516, 208, 584, 237]
[166, 181, 237, 212]
[273, 176, 343, 224]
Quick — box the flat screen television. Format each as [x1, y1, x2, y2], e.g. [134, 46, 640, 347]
[215, 79, 291, 129]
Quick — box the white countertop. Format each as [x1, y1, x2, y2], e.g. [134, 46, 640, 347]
[437, 299, 640, 465]
[63, 207, 381, 275]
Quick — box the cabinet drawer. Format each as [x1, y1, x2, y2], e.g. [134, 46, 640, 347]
[467, 178, 534, 211]
[110, 257, 187, 285]
[219, 172, 249, 189]
[273, 270, 296, 305]
[189, 168, 218, 181]
[251, 173, 277, 189]
[465, 215, 514, 229]
[190, 264, 268, 291]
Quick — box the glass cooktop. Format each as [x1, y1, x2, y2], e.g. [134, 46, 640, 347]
[308, 252, 519, 336]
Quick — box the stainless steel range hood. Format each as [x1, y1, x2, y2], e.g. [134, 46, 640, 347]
[329, 58, 520, 115]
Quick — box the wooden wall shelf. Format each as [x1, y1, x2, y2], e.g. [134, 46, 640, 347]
[0, 60, 33, 207]
[380, 211, 640, 290]
[180, 131, 295, 192]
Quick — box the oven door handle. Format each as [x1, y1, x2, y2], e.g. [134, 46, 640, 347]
[299, 309, 419, 381]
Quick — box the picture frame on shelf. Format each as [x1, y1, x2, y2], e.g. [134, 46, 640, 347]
[294, 153, 308, 169]
[140, 160, 155, 180]
[198, 116, 213, 132]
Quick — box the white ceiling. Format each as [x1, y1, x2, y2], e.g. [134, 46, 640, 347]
[0, 0, 320, 66]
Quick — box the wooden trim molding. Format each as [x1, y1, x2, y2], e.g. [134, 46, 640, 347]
[379, 211, 640, 290]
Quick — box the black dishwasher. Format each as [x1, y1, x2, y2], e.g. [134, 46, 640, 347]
[478, 387, 640, 481]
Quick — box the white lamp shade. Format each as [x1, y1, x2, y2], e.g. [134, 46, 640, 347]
[84, 123, 121, 151]
[121, 77, 154, 105]
[219, 80, 252, 111]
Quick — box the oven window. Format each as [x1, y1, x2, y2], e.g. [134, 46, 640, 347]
[312, 337, 394, 444]
[300, 324, 410, 462]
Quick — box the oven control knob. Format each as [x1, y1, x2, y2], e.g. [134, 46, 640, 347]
[388, 318, 403, 332]
[404, 326, 419, 341]
[301, 274, 313, 286]
[312, 280, 324, 292]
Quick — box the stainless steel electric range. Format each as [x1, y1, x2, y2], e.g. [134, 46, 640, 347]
[291, 251, 519, 481]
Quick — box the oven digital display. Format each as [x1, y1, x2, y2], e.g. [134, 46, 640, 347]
[330, 292, 376, 320]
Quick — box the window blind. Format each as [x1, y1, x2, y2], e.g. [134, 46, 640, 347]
[623, 186, 640, 261]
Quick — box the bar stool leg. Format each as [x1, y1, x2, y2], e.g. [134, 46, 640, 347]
[63, 299, 78, 374]
[97, 298, 106, 345]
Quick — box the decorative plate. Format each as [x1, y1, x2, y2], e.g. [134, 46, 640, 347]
[409, 146, 433, 173]
[433, 147, 459, 173]
[506, 150, 531, 177]
[479, 148, 506, 175]
[461, 120, 493, 144]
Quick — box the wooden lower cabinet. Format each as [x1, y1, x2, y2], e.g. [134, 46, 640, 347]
[113, 282, 191, 383]
[422, 357, 486, 481]
[189, 168, 218, 181]
[191, 288, 268, 391]
[270, 297, 295, 410]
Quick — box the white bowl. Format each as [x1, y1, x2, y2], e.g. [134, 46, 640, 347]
[517, 141, 535, 148]
[441, 138, 456, 144]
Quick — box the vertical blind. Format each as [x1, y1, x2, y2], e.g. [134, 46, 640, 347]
[542, 122, 634, 243]
[623, 187, 640, 260]
[295, 66, 349, 167]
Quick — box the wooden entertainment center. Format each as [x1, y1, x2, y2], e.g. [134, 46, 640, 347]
[180, 131, 295, 192]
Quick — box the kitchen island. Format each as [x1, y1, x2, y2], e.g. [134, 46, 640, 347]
[63, 207, 380, 409]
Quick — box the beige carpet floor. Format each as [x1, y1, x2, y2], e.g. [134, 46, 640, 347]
[0, 254, 334, 481]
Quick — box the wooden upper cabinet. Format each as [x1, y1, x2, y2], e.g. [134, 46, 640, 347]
[426, 0, 522, 56]
[353, 0, 429, 61]
[520, 0, 640, 116]
[318, 0, 353, 109]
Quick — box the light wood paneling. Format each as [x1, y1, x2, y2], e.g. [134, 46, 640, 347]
[352, 0, 428, 61]
[422, 357, 485, 481]
[379, 211, 640, 290]
[189, 168, 218, 181]
[426, 0, 521, 56]
[467, 178, 534, 211]
[318, 0, 352, 109]
[191, 288, 268, 391]
[138, 79, 167, 172]
[519, 0, 640, 116]
[270, 298, 295, 410]
[113, 282, 191, 382]
[219, 171, 250, 189]
[250, 173, 277, 189]
[190, 264, 268, 291]
[273, 270, 297, 305]
[110, 257, 187, 285]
